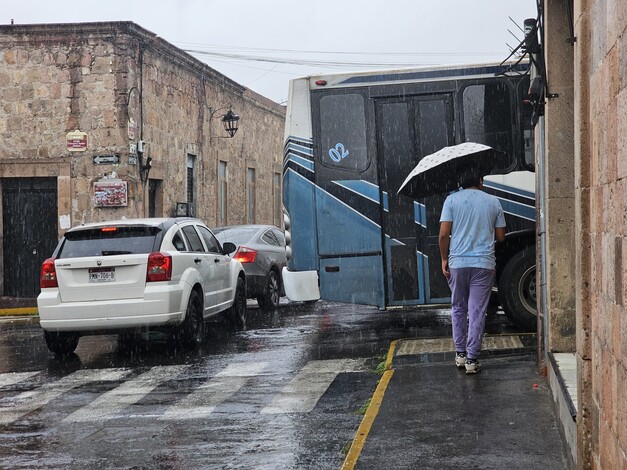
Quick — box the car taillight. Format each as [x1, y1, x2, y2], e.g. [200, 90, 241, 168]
[234, 246, 257, 263]
[146, 252, 172, 282]
[40, 258, 58, 288]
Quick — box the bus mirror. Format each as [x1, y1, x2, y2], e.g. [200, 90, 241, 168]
[523, 18, 540, 54]
[523, 76, 545, 127]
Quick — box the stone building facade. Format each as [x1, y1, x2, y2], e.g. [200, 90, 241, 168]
[539, 1, 626, 468]
[0, 22, 285, 298]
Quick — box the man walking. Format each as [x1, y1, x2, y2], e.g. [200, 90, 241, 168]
[438, 167, 506, 374]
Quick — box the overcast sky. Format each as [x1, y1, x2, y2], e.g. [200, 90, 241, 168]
[4, 1, 537, 104]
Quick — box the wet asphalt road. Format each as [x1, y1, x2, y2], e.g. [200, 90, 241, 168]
[0, 300, 522, 469]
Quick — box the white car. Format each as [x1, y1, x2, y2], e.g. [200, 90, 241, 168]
[37, 218, 246, 355]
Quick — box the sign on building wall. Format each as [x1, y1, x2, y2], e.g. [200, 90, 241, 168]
[128, 118, 137, 140]
[129, 143, 138, 165]
[93, 154, 120, 165]
[66, 130, 88, 152]
[93, 180, 128, 207]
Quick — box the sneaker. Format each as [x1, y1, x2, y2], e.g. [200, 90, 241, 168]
[465, 359, 481, 374]
[455, 352, 467, 368]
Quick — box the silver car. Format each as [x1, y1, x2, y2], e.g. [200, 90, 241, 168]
[213, 225, 286, 311]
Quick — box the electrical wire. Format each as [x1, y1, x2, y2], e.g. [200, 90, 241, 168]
[183, 48, 450, 68]
[177, 33, 527, 86]
[176, 40, 514, 70]
[174, 41, 504, 58]
[188, 54, 302, 76]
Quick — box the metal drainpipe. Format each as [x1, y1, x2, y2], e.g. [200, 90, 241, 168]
[536, 115, 549, 369]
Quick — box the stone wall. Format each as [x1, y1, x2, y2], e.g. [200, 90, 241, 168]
[0, 22, 285, 233]
[572, 1, 626, 468]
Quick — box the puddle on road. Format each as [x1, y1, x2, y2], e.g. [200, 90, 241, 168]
[243, 326, 316, 339]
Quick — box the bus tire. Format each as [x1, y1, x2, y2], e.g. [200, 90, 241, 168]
[498, 247, 537, 332]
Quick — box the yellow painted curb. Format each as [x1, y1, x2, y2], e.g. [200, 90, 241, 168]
[0, 307, 38, 316]
[385, 339, 398, 370]
[341, 340, 398, 470]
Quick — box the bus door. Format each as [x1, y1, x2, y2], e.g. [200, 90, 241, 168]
[312, 91, 386, 308]
[376, 95, 454, 306]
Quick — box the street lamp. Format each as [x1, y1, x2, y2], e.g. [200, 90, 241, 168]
[221, 109, 240, 138]
[211, 106, 240, 141]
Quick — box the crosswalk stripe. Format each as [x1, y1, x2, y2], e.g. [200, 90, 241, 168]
[261, 359, 367, 414]
[159, 362, 268, 420]
[0, 371, 40, 388]
[1, 359, 369, 423]
[0, 368, 129, 425]
[63, 365, 191, 423]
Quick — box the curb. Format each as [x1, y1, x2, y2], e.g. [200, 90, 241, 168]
[341, 340, 398, 470]
[0, 307, 38, 316]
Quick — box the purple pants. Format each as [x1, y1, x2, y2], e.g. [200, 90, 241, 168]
[447, 267, 495, 360]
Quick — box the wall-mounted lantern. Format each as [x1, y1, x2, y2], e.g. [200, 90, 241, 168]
[211, 105, 240, 141]
[221, 109, 240, 137]
[175, 202, 195, 217]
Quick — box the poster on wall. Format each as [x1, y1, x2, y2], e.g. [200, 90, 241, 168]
[93, 181, 128, 207]
[66, 130, 88, 152]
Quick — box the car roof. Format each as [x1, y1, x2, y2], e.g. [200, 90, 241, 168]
[66, 217, 202, 233]
[214, 224, 280, 231]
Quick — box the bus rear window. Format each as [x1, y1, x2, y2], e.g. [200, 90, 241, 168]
[58, 226, 161, 258]
[319, 93, 368, 172]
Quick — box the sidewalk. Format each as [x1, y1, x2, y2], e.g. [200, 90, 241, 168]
[345, 336, 570, 470]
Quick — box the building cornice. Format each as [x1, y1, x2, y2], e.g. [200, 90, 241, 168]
[0, 21, 285, 117]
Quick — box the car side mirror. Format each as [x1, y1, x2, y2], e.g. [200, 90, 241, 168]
[222, 242, 236, 255]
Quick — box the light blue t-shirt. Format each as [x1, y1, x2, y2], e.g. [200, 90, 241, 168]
[439, 189, 506, 270]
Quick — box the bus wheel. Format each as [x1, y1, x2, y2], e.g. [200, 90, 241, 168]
[498, 247, 537, 332]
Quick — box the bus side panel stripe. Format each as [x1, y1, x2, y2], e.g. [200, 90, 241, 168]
[283, 169, 318, 272]
[483, 181, 535, 200]
[332, 180, 381, 205]
[285, 154, 314, 172]
[496, 197, 535, 221]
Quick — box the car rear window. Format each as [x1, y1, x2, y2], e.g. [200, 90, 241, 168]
[261, 231, 280, 246]
[57, 226, 161, 258]
[272, 229, 285, 246]
[214, 228, 258, 245]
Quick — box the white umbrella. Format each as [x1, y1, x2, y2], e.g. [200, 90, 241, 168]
[397, 142, 511, 199]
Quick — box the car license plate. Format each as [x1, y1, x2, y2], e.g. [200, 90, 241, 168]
[88, 267, 115, 283]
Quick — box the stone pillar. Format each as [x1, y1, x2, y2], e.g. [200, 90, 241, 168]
[543, 0, 577, 355]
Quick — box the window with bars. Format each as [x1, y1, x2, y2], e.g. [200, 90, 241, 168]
[218, 161, 227, 226]
[187, 154, 196, 216]
[246, 167, 256, 224]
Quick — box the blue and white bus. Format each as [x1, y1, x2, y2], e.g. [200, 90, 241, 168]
[282, 62, 537, 330]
